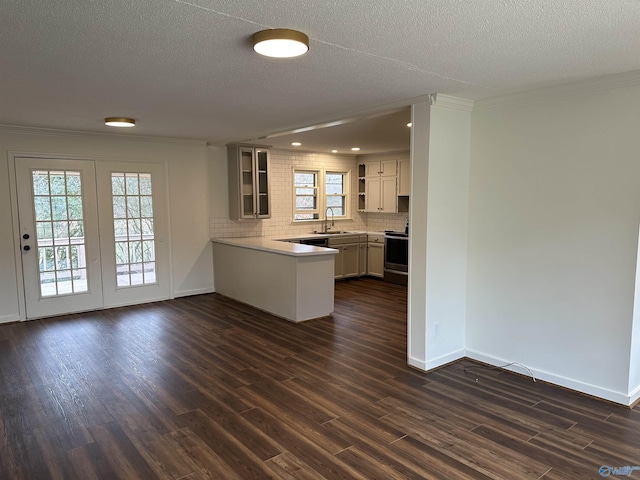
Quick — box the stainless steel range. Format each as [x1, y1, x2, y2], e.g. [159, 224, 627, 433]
[384, 231, 408, 285]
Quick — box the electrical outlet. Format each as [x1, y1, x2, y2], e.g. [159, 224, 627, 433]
[434, 322, 440, 337]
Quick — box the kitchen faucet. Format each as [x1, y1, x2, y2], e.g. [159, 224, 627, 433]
[324, 207, 335, 233]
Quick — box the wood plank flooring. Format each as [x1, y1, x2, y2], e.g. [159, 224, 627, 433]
[1, 277, 639, 479]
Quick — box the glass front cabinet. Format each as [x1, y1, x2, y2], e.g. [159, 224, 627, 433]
[227, 145, 271, 219]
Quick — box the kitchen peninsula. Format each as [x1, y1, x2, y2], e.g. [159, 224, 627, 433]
[211, 237, 337, 322]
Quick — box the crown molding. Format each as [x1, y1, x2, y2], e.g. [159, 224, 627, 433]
[475, 70, 640, 111]
[0, 124, 207, 146]
[429, 94, 475, 112]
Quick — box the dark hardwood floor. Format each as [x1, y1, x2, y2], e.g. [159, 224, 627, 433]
[1, 277, 639, 479]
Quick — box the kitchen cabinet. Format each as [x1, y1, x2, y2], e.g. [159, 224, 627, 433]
[365, 159, 397, 178]
[359, 243, 367, 276]
[358, 234, 368, 276]
[364, 176, 397, 213]
[397, 158, 410, 213]
[329, 235, 361, 279]
[367, 235, 384, 277]
[397, 158, 410, 196]
[360, 158, 405, 213]
[227, 145, 270, 219]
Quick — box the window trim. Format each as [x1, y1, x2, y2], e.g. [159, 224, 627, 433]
[293, 168, 321, 221]
[292, 166, 351, 222]
[325, 170, 350, 219]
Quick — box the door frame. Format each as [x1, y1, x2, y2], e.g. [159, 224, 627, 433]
[8, 151, 173, 322]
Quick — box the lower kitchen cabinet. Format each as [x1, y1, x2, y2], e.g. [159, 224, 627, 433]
[329, 235, 361, 279]
[327, 233, 385, 280]
[333, 243, 359, 279]
[367, 239, 384, 278]
[359, 242, 367, 276]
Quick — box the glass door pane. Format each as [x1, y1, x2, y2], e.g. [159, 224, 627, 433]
[32, 170, 89, 297]
[111, 173, 157, 287]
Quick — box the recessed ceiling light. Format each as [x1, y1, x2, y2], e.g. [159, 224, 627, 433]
[331, 150, 338, 153]
[291, 142, 302, 146]
[105, 117, 135, 127]
[253, 29, 309, 58]
[351, 147, 360, 151]
[407, 122, 412, 127]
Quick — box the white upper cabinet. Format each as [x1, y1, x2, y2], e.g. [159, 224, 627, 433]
[397, 158, 410, 196]
[227, 145, 271, 220]
[361, 158, 403, 213]
[365, 159, 397, 178]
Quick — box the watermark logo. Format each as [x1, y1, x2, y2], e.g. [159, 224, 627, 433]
[600, 465, 640, 477]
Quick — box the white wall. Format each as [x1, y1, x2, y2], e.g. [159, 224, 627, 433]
[408, 96, 471, 370]
[0, 127, 214, 322]
[467, 83, 640, 404]
[408, 102, 431, 368]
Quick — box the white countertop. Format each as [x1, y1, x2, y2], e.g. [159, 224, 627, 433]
[211, 236, 338, 257]
[211, 231, 389, 257]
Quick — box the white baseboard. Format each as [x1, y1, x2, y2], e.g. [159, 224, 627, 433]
[173, 287, 215, 298]
[408, 349, 465, 372]
[628, 383, 640, 406]
[426, 349, 466, 371]
[0, 314, 21, 324]
[466, 349, 633, 406]
[408, 356, 427, 371]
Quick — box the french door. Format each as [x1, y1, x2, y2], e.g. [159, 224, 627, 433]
[96, 161, 169, 308]
[16, 158, 103, 318]
[15, 156, 170, 320]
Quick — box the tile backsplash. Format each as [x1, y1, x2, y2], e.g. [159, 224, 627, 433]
[211, 148, 409, 238]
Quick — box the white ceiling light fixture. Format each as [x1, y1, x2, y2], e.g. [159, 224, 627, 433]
[351, 147, 360, 151]
[291, 142, 302, 146]
[331, 149, 338, 153]
[253, 29, 309, 58]
[105, 117, 135, 127]
[407, 122, 412, 127]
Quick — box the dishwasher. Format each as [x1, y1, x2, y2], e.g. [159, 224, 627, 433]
[299, 238, 329, 247]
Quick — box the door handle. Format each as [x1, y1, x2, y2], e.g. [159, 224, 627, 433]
[23, 245, 31, 251]
[23, 233, 30, 240]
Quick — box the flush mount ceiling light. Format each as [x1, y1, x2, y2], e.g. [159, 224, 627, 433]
[291, 142, 302, 146]
[351, 147, 360, 151]
[105, 117, 135, 127]
[252, 29, 309, 58]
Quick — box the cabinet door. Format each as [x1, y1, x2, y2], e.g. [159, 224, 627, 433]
[380, 159, 397, 177]
[380, 176, 397, 213]
[397, 159, 410, 196]
[364, 161, 380, 177]
[343, 244, 360, 278]
[364, 177, 381, 212]
[367, 242, 384, 277]
[239, 148, 256, 218]
[255, 149, 270, 218]
[334, 247, 344, 278]
[359, 243, 367, 276]
[228, 146, 271, 220]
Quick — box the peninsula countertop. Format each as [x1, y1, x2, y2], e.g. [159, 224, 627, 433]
[210, 236, 338, 257]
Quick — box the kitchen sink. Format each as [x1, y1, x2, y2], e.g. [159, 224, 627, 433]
[311, 230, 353, 235]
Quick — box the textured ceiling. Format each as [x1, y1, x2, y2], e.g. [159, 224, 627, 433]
[2, 0, 640, 152]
